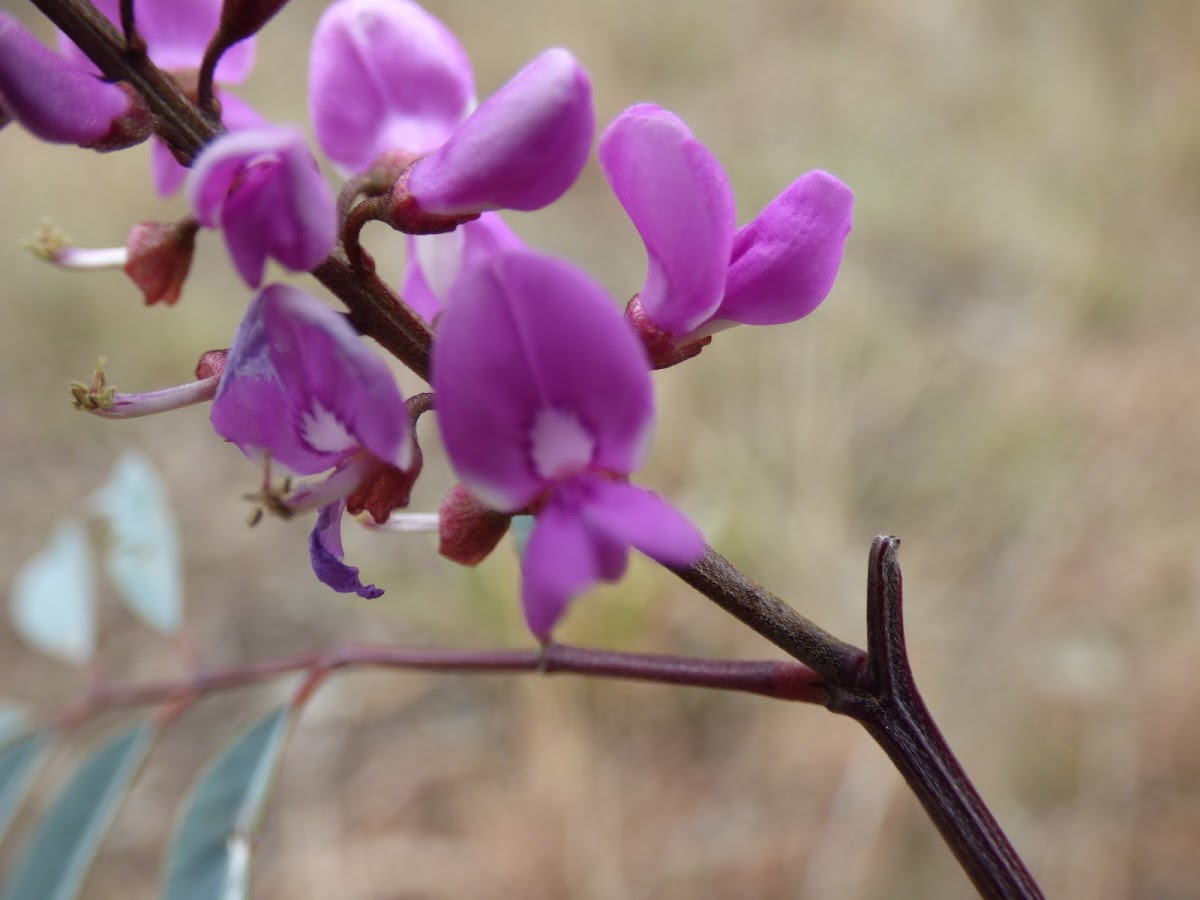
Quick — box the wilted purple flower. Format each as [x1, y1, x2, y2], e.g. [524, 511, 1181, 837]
[600, 104, 853, 348]
[309, 0, 475, 174]
[402, 213, 524, 323]
[211, 284, 413, 598]
[57, 0, 260, 194]
[187, 126, 337, 287]
[433, 251, 706, 638]
[0, 14, 148, 149]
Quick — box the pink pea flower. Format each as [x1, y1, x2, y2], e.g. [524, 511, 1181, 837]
[57, 0, 262, 195]
[309, 1, 585, 318]
[599, 104, 854, 356]
[187, 125, 337, 287]
[211, 284, 414, 598]
[310, 0, 593, 215]
[432, 251, 706, 639]
[309, 0, 475, 174]
[0, 14, 148, 149]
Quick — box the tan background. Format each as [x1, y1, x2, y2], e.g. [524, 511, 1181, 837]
[2, 1, 1200, 897]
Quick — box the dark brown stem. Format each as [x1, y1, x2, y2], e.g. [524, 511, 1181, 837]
[50, 642, 825, 728]
[671, 548, 866, 685]
[31, 0, 217, 160]
[824, 538, 1044, 899]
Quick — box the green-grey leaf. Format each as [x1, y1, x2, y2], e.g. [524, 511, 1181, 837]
[89, 451, 184, 635]
[1, 723, 154, 900]
[164, 707, 292, 900]
[0, 704, 27, 746]
[9, 519, 95, 665]
[0, 732, 51, 848]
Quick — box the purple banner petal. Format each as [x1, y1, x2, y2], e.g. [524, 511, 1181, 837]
[433, 252, 654, 511]
[599, 104, 735, 336]
[309, 0, 475, 173]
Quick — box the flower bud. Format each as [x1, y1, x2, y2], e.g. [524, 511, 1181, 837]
[124, 218, 199, 305]
[437, 484, 512, 566]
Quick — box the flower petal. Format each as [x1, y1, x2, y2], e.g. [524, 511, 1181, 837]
[309, 0, 475, 173]
[521, 496, 619, 639]
[187, 126, 336, 286]
[211, 284, 411, 474]
[433, 251, 654, 511]
[261, 285, 412, 470]
[406, 48, 593, 216]
[309, 500, 384, 599]
[58, 0, 255, 83]
[0, 14, 132, 146]
[401, 213, 524, 322]
[581, 479, 706, 567]
[599, 104, 735, 335]
[151, 90, 265, 197]
[714, 170, 854, 326]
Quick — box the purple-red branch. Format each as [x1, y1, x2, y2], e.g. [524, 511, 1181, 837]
[52, 641, 825, 729]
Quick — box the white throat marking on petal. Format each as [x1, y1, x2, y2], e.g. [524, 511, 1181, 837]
[529, 407, 594, 481]
[300, 402, 357, 455]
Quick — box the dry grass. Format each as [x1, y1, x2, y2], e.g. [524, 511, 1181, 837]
[3, 1, 1200, 897]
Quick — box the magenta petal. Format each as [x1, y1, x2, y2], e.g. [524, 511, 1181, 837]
[406, 48, 593, 216]
[401, 213, 524, 322]
[521, 498, 609, 639]
[715, 170, 854, 326]
[0, 14, 131, 146]
[211, 288, 326, 472]
[261, 285, 412, 470]
[211, 285, 411, 474]
[151, 91, 264, 197]
[309, 500, 384, 599]
[582, 480, 706, 567]
[187, 126, 336, 286]
[433, 252, 654, 511]
[309, 0, 475, 172]
[58, 0, 255, 83]
[598, 104, 735, 336]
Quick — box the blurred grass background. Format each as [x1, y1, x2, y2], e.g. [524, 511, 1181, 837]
[3, 0, 1200, 897]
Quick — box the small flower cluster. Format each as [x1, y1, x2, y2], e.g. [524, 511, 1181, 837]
[8, 0, 853, 639]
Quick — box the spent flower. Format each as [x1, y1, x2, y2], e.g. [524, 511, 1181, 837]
[211, 284, 414, 598]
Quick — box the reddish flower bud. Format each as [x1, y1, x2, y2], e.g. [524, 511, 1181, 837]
[437, 484, 511, 566]
[124, 218, 199, 305]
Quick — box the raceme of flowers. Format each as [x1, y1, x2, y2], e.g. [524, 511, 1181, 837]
[10, 0, 854, 639]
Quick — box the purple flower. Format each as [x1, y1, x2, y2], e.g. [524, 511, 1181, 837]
[0, 14, 147, 149]
[432, 251, 706, 638]
[187, 126, 337, 287]
[309, 0, 475, 173]
[57, 0, 260, 195]
[600, 104, 853, 342]
[402, 47, 593, 217]
[402, 213, 525, 323]
[212, 284, 413, 598]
